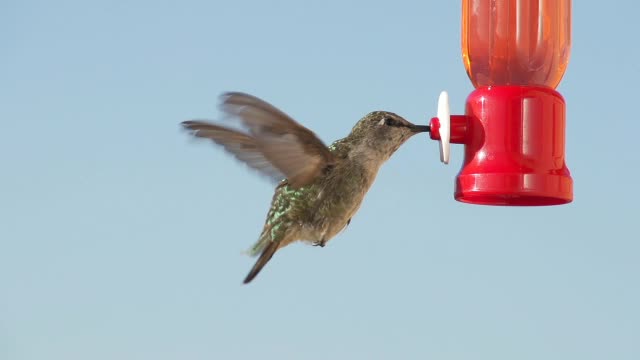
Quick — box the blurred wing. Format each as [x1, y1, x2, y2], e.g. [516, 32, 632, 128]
[258, 131, 330, 188]
[183, 104, 335, 188]
[182, 121, 285, 183]
[220, 92, 334, 176]
[190, 92, 334, 188]
[220, 92, 301, 134]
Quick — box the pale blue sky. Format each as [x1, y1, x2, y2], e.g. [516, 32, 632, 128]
[1, 1, 638, 359]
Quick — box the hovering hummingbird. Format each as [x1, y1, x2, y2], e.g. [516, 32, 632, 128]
[182, 92, 430, 283]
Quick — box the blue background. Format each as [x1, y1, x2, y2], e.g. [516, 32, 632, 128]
[2, 1, 638, 359]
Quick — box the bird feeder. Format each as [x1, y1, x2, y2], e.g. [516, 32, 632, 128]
[430, 0, 573, 205]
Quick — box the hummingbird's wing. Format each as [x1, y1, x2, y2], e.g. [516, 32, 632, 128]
[183, 92, 335, 188]
[181, 121, 285, 182]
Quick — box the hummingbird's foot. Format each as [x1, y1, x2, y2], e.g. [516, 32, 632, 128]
[312, 240, 326, 247]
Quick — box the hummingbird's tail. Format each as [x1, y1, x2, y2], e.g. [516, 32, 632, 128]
[243, 240, 279, 284]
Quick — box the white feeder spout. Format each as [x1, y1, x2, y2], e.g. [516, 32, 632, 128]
[437, 91, 451, 164]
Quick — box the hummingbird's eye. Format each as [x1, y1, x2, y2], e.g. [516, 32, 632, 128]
[382, 117, 397, 126]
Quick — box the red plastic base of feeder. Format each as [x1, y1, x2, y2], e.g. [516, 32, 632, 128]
[431, 86, 573, 206]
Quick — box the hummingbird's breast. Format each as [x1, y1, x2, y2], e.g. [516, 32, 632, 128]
[266, 139, 386, 248]
[302, 155, 381, 243]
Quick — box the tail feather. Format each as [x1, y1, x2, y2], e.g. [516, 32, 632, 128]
[245, 232, 270, 257]
[243, 241, 279, 284]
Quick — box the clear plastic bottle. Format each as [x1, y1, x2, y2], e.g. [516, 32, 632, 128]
[462, 0, 571, 88]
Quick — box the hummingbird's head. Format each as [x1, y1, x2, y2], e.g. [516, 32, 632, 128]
[349, 111, 430, 159]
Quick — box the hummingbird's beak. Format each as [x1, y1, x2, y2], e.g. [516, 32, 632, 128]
[409, 124, 431, 133]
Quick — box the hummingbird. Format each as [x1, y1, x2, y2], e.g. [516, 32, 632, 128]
[182, 92, 430, 283]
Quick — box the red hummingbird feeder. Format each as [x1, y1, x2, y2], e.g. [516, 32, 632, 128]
[430, 0, 573, 206]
